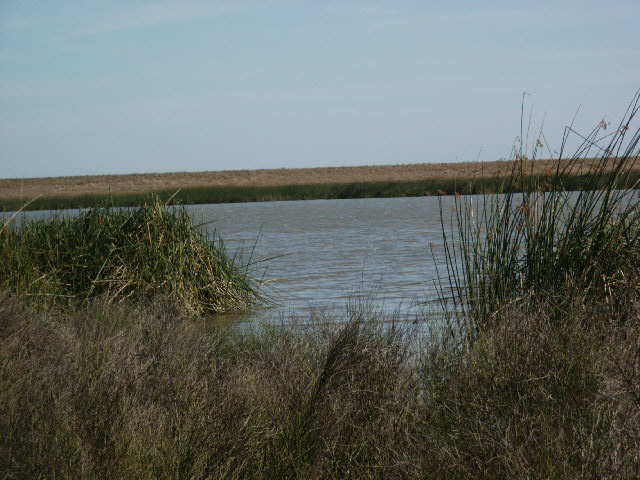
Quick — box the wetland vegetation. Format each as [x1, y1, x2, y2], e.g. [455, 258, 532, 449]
[0, 200, 262, 315]
[1, 95, 640, 479]
[1, 169, 638, 212]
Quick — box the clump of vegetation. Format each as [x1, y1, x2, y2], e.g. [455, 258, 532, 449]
[0, 200, 261, 314]
[421, 92, 640, 477]
[420, 297, 640, 479]
[439, 91, 640, 334]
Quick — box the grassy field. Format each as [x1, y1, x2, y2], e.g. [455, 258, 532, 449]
[2, 169, 639, 212]
[2, 157, 639, 212]
[0, 158, 615, 199]
[1, 96, 640, 478]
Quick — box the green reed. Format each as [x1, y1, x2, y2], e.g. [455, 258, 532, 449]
[0, 199, 262, 314]
[439, 91, 640, 335]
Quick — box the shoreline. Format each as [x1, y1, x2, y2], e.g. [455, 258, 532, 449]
[0, 157, 621, 200]
[2, 157, 637, 212]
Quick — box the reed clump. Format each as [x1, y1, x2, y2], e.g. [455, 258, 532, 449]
[440, 91, 640, 334]
[419, 93, 640, 477]
[0, 200, 260, 314]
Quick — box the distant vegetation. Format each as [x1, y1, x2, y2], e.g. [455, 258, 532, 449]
[1, 93, 640, 479]
[1, 170, 639, 212]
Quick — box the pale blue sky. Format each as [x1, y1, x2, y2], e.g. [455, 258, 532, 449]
[1, 1, 639, 179]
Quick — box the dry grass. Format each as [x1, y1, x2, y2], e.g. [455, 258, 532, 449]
[1, 158, 634, 200]
[1, 291, 639, 479]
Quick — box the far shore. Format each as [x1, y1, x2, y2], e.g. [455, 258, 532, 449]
[2, 158, 629, 200]
[1, 157, 638, 212]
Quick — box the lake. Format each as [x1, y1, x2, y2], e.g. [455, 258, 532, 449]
[5, 195, 469, 324]
[5, 189, 637, 327]
[188, 196, 459, 324]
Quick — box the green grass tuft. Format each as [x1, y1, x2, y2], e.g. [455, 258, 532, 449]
[0, 199, 262, 314]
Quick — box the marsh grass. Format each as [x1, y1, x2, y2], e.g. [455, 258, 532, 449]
[4, 171, 638, 212]
[0, 294, 424, 479]
[408, 94, 640, 477]
[419, 297, 640, 479]
[0, 200, 261, 314]
[439, 91, 640, 334]
[1, 291, 639, 479]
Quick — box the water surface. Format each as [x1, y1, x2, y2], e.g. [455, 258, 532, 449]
[189, 196, 457, 323]
[4, 195, 469, 324]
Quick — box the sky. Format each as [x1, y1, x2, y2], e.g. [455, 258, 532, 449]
[1, 1, 639, 179]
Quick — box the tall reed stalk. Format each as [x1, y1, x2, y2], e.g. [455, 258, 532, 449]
[439, 91, 640, 335]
